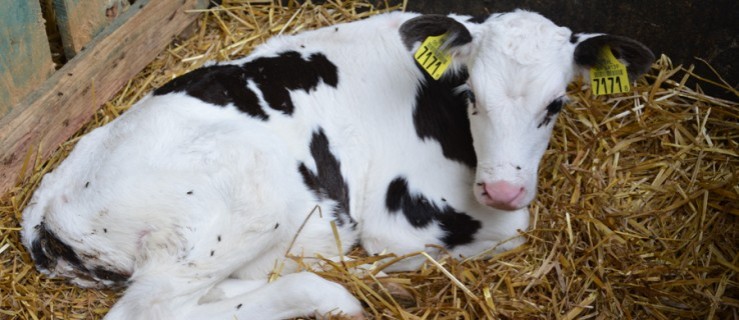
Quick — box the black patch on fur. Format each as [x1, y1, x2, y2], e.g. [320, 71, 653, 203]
[399, 15, 473, 50]
[153, 64, 268, 120]
[91, 266, 130, 284]
[385, 178, 434, 227]
[153, 51, 338, 118]
[30, 237, 52, 271]
[242, 51, 338, 115]
[298, 128, 356, 229]
[412, 67, 477, 167]
[31, 222, 85, 271]
[467, 14, 490, 24]
[574, 35, 655, 80]
[30, 222, 131, 287]
[385, 177, 481, 248]
[436, 212, 483, 248]
[298, 164, 320, 194]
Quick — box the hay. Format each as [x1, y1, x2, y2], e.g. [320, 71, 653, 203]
[1, 0, 737, 319]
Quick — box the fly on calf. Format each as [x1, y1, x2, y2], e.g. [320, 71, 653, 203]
[21, 9, 654, 320]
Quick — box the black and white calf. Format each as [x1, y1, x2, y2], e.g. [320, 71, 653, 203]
[21, 10, 653, 320]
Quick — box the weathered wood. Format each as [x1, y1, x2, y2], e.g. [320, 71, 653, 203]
[54, 0, 132, 59]
[0, 0, 210, 195]
[0, 0, 55, 118]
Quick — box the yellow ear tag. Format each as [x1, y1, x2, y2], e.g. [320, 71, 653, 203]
[414, 34, 453, 80]
[589, 45, 630, 96]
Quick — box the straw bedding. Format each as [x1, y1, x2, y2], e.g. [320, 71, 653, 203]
[1, 1, 737, 319]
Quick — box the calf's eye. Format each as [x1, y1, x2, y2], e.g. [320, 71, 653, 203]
[537, 98, 565, 128]
[465, 89, 476, 104]
[545, 99, 564, 115]
[466, 90, 478, 115]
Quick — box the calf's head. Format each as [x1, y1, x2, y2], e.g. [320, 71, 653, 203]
[400, 11, 654, 211]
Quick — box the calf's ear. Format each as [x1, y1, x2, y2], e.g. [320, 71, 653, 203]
[573, 34, 655, 80]
[399, 15, 473, 57]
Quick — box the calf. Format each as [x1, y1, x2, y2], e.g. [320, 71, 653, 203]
[21, 10, 653, 320]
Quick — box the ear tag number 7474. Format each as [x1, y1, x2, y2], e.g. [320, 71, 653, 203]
[414, 34, 453, 80]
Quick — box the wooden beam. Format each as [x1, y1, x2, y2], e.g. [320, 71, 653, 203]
[54, 0, 132, 59]
[0, 0, 55, 117]
[0, 0, 210, 195]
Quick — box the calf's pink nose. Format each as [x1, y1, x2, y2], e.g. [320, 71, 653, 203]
[482, 181, 525, 210]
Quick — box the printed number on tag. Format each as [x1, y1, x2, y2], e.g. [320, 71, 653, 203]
[590, 45, 630, 96]
[414, 34, 452, 80]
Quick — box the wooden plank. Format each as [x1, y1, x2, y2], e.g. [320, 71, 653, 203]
[0, 0, 210, 195]
[54, 0, 132, 59]
[0, 0, 55, 118]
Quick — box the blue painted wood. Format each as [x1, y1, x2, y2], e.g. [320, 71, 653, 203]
[0, 0, 54, 117]
[54, 0, 131, 59]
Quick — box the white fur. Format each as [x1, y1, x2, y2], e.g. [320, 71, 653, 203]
[21, 10, 621, 319]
